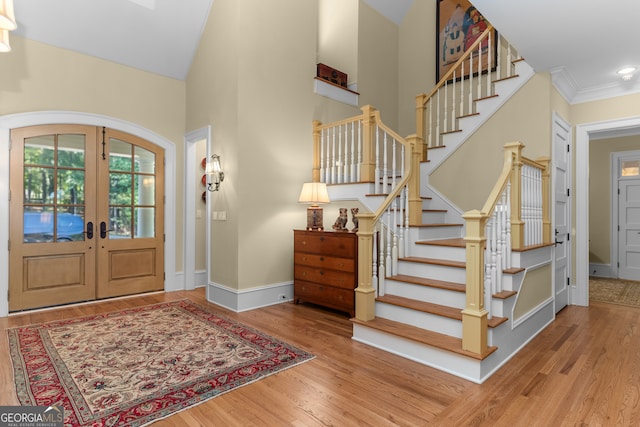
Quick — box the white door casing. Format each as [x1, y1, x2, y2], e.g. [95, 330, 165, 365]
[552, 113, 571, 313]
[0, 111, 178, 318]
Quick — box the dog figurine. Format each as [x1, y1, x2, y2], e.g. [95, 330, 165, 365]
[351, 208, 359, 232]
[332, 208, 348, 231]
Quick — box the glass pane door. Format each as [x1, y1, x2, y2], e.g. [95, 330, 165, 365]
[23, 134, 86, 243]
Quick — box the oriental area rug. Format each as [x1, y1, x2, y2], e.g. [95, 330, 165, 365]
[589, 277, 640, 308]
[8, 299, 314, 426]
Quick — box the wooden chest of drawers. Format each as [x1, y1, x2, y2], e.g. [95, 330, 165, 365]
[293, 230, 357, 316]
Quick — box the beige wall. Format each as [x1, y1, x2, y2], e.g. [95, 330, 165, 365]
[398, 0, 437, 138]
[0, 35, 187, 271]
[318, 0, 358, 85]
[186, 0, 398, 292]
[513, 265, 552, 320]
[589, 136, 640, 264]
[430, 73, 553, 211]
[357, 2, 399, 129]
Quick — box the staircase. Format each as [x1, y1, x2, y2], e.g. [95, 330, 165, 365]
[316, 29, 554, 384]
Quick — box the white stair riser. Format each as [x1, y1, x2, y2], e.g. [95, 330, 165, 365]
[352, 324, 485, 383]
[385, 280, 466, 309]
[490, 295, 516, 318]
[375, 302, 462, 338]
[415, 226, 462, 240]
[411, 244, 466, 263]
[423, 211, 447, 223]
[396, 262, 466, 283]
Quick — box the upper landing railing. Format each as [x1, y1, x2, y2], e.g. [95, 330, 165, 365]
[416, 24, 523, 160]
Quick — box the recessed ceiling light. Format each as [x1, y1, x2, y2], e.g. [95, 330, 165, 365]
[617, 67, 637, 75]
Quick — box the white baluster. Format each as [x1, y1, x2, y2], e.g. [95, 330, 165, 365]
[477, 42, 483, 100]
[337, 124, 343, 184]
[436, 90, 441, 146]
[343, 123, 349, 183]
[392, 137, 397, 189]
[452, 69, 457, 132]
[383, 132, 389, 194]
[378, 223, 386, 295]
[404, 185, 410, 257]
[505, 181, 512, 270]
[357, 120, 362, 182]
[372, 229, 378, 297]
[320, 128, 326, 183]
[350, 121, 356, 183]
[444, 80, 449, 133]
[331, 127, 336, 184]
[386, 209, 392, 276]
[375, 124, 381, 194]
[460, 65, 465, 117]
[428, 97, 433, 148]
[486, 31, 492, 95]
[468, 54, 474, 108]
[496, 34, 502, 80]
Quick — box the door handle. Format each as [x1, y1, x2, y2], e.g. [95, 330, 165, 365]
[555, 239, 563, 246]
[85, 221, 93, 239]
[100, 221, 113, 239]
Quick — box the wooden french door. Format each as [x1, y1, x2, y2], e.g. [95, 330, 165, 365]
[9, 125, 164, 311]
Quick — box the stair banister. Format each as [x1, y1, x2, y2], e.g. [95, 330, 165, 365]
[355, 134, 418, 321]
[416, 25, 494, 160]
[462, 143, 515, 355]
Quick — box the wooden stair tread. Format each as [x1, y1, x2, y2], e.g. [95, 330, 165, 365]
[401, 256, 465, 269]
[504, 267, 525, 274]
[494, 290, 517, 299]
[493, 74, 520, 84]
[512, 242, 555, 252]
[350, 316, 497, 360]
[423, 209, 448, 213]
[458, 112, 480, 120]
[416, 238, 465, 248]
[390, 274, 465, 292]
[378, 294, 508, 329]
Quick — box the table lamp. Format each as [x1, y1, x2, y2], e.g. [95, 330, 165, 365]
[298, 182, 330, 230]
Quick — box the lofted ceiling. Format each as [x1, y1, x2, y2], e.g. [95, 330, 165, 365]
[10, 0, 640, 103]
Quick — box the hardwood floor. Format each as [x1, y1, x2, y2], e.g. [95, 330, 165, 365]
[2, 289, 639, 426]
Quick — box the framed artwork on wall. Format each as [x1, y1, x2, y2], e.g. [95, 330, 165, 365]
[436, 0, 497, 82]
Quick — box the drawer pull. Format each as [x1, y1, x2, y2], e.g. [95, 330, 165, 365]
[319, 271, 324, 275]
[320, 257, 324, 261]
[320, 237, 325, 241]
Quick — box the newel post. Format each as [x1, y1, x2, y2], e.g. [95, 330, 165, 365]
[415, 94, 427, 162]
[360, 105, 377, 184]
[461, 210, 488, 355]
[537, 156, 552, 244]
[355, 212, 376, 321]
[406, 134, 423, 226]
[504, 142, 524, 249]
[312, 120, 322, 182]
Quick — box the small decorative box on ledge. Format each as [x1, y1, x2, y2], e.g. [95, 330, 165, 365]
[317, 63, 348, 88]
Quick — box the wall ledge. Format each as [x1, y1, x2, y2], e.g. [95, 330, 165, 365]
[314, 77, 359, 106]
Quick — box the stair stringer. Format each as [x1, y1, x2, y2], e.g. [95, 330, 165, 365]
[424, 60, 535, 174]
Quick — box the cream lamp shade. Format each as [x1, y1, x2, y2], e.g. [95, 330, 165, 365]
[298, 182, 330, 230]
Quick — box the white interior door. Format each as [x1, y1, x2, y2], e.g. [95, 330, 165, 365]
[618, 159, 640, 281]
[553, 114, 571, 312]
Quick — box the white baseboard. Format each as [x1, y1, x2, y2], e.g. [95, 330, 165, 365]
[589, 263, 613, 278]
[206, 281, 294, 312]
